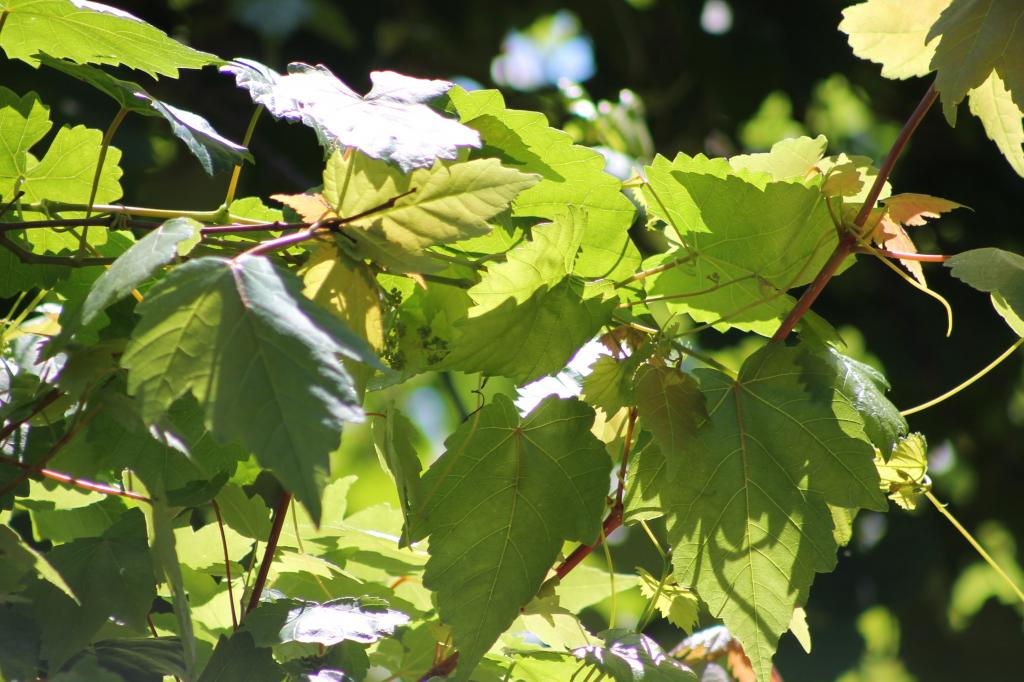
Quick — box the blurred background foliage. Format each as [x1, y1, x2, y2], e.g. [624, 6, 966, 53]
[3, 0, 1022, 679]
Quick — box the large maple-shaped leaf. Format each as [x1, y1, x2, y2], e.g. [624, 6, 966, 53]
[441, 209, 616, 384]
[39, 56, 251, 175]
[664, 343, 886, 682]
[642, 153, 839, 336]
[121, 255, 380, 522]
[321, 149, 539, 255]
[633, 364, 707, 479]
[449, 87, 639, 280]
[45, 509, 155, 632]
[0, 0, 218, 77]
[840, 0, 1024, 177]
[415, 395, 611, 680]
[222, 59, 480, 172]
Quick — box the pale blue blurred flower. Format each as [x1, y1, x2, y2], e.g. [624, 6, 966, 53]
[491, 10, 596, 92]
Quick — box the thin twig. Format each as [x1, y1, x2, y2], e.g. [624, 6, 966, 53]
[0, 409, 99, 498]
[615, 408, 639, 508]
[0, 232, 115, 267]
[0, 459, 152, 502]
[210, 499, 239, 630]
[770, 82, 939, 343]
[244, 491, 292, 616]
[553, 504, 624, 581]
[224, 105, 263, 207]
[418, 652, 459, 681]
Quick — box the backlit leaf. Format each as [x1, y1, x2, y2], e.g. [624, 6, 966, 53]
[449, 86, 639, 280]
[121, 255, 380, 522]
[243, 597, 409, 647]
[968, 73, 1024, 177]
[416, 395, 611, 680]
[633, 364, 707, 479]
[839, 0, 949, 79]
[0, 0, 218, 77]
[642, 154, 839, 335]
[370, 407, 423, 544]
[729, 135, 828, 183]
[442, 209, 616, 383]
[637, 568, 699, 633]
[665, 344, 885, 682]
[222, 59, 480, 172]
[875, 433, 928, 510]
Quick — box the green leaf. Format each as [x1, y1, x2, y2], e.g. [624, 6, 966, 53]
[823, 346, 907, 453]
[637, 568, 699, 633]
[0, 86, 51, 197]
[968, 73, 1024, 177]
[946, 247, 1024, 332]
[222, 59, 480, 172]
[573, 630, 697, 682]
[38, 56, 250, 175]
[121, 255, 380, 522]
[150, 495, 197, 680]
[214, 484, 272, 539]
[449, 87, 640, 280]
[665, 344, 886, 682]
[642, 153, 839, 336]
[875, 433, 929, 510]
[442, 209, 616, 383]
[371, 407, 423, 544]
[927, 0, 1024, 123]
[0, 243, 67, 297]
[197, 632, 283, 682]
[0, 524, 77, 602]
[729, 135, 829, 182]
[581, 354, 639, 416]
[86, 637, 187, 680]
[839, 0, 949, 79]
[51, 218, 200, 351]
[0, 0, 219, 77]
[322, 150, 538, 253]
[554, 564, 642, 613]
[633, 364, 707, 479]
[45, 509, 155, 632]
[623, 432, 666, 524]
[243, 597, 410, 647]
[417, 395, 611, 679]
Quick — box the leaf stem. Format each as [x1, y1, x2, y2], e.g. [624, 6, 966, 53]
[0, 409, 99, 498]
[924, 489, 1024, 605]
[900, 336, 1024, 416]
[553, 504, 624, 581]
[0, 231, 115, 267]
[86, 106, 128, 218]
[614, 252, 697, 288]
[618, 273, 756, 308]
[855, 245, 951, 262]
[871, 250, 953, 336]
[615, 408, 638, 508]
[418, 652, 459, 681]
[224, 105, 263, 207]
[770, 82, 939, 343]
[210, 499, 239, 630]
[244, 490, 291, 616]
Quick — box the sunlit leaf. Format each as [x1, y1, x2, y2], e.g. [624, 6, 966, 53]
[222, 59, 480, 172]
[0, 0, 219, 77]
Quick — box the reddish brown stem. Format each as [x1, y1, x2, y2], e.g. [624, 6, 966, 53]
[0, 409, 98, 498]
[244, 491, 292, 616]
[210, 499, 239, 630]
[418, 652, 459, 681]
[855, 246, 950, 262]
[770, 82, 939, 343]
[0, 459, 151, 502]
[553, 505, 624, 581]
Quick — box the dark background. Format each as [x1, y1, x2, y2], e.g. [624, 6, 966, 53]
[6, 1, 1022, 679]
